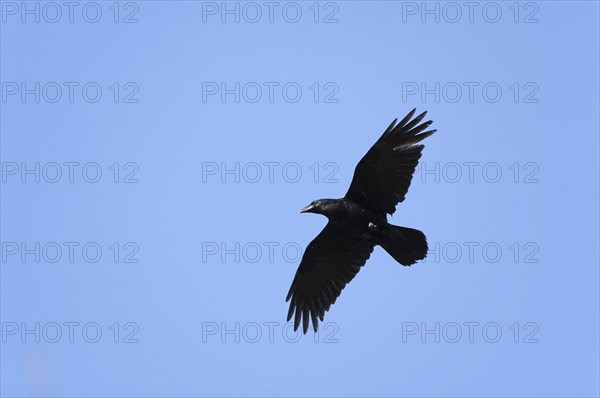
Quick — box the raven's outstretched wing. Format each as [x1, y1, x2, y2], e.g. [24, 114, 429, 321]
[286, 222, 375, 334]
[345, 109, 436, 218]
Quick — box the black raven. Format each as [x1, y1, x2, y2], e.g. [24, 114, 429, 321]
[286, 109, 436, 333]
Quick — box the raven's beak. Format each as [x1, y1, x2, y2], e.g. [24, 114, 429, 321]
[300, 203, 315, 213]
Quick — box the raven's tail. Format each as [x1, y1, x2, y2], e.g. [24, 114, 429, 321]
[378, 224, 428, 266]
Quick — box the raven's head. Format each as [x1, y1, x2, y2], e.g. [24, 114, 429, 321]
[300, 199, 340, 217]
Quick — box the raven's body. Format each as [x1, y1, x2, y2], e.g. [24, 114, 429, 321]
[286, 109, 436, 333]
[302, 198, 386, 237]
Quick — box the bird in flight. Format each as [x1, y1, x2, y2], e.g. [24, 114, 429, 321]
[286, 109, 436, 334]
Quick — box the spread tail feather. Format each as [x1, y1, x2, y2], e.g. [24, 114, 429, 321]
[378, 225, 428, 266]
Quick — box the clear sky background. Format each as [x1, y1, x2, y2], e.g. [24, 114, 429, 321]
[1, 1, 599, 397]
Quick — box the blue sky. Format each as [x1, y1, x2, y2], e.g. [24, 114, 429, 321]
[1, 1, 599, 397]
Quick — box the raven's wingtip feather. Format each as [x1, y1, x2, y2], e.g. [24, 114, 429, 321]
[397, 108, 418, 129]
